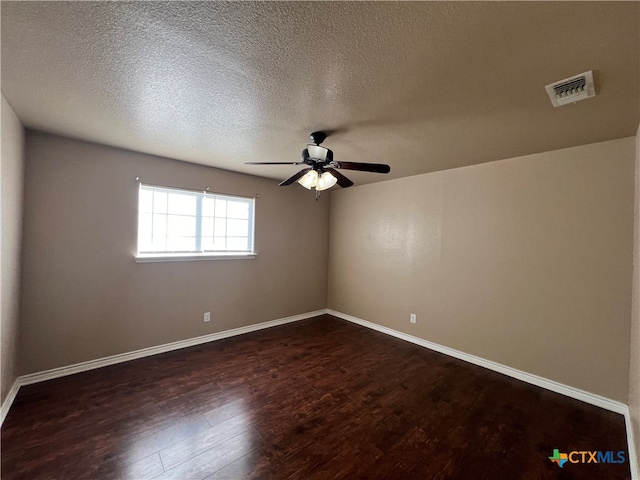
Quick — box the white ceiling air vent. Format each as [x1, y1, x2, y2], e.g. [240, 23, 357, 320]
[545, 70, 595, 107]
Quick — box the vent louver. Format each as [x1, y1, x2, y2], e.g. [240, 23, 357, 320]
[545, 70, 595, 107]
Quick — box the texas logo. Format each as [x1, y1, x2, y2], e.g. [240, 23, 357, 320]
[549, 449, 568, 468]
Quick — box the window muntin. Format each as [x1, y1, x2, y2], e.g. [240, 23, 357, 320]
[138, 184, 255, 256]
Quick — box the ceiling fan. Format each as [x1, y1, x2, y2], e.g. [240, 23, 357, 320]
[245, 131, 391, 195]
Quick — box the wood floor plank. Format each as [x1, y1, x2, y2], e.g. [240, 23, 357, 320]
[203, 399, 250, 428]
[125, 452, 165, 480]
[1, 315, 631, 479]
[125, 415, 211, 464]
[203, 449, 271, 480]
[153, 431, 255, 480]
[160, 414, 254, 470]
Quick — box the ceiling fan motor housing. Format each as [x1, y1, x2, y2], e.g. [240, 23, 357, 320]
[303, 146, 333, 167]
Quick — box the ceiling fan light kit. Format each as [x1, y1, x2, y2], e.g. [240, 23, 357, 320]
[299, 170, 338, 191]
[317, 171, 338, 191]
[298, 169, 319, 189]
[245, 131, 391, 198]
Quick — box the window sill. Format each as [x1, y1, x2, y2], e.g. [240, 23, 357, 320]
[135, 253, 257, 263]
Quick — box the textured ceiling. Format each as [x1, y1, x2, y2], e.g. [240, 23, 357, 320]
[2, 2, 639, 185]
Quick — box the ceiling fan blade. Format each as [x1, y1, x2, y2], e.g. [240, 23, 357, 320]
[279, 168, 312, 186]
[245, 162, 303, 165]
[335, 161, 391, 174]
[325, 168, 354, 188]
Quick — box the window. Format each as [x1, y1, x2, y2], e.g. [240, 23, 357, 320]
[136, 184, 255, 261]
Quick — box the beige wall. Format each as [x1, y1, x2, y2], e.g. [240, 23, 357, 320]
[12, 129, 638, 407]
[1, 96, 25, 403]
[328, 137, 635, 403]
[19, 132, 329, 374]
[631, 124, 640, 463]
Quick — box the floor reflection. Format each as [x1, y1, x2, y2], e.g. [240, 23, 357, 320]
[124, 398, 255, 479]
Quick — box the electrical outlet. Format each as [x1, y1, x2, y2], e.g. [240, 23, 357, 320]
[204, 312, 211, 322]
[410, 313, 417, 324]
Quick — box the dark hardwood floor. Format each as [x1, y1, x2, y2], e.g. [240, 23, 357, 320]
[1, 315, 630, 479]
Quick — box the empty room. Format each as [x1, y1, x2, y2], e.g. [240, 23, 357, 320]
[1, 2, 639, 479]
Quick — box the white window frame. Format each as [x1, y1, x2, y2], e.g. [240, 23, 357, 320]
[135, 183, 256, 263]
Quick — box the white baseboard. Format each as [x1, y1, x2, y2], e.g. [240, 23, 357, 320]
[0, 379, 21, 427]
[624, 410, 639, 480]
[2, 307, 638, 478]
[326, 309, 638, 479]
[18, 309, 325, 387]
[327, 309, 625, 411]
[0, 309, 324, 427]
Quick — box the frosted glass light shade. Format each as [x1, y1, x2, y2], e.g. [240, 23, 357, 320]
[316, 171, 338, 191]
[306, 145, 328, 161]
[298, 169, 319, 189]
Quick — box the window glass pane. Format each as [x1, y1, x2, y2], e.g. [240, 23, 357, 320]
[202, 217, 214, 236]
[139, 189, 153, 213]
[167, 215, 196, 236]
[203, 196, 215, 217]
[202, 236, 214, 251]
[227, 219, 248, 237]
[139, 212, 152, 235]
[167, 192, 196, 215]
[214, 218, 226, 236]
[138, 212, 152, 248]
[227, 237, 248, 251]
[150, 236, 167, 252]
[152, 214, 167, 240]
[153, 191, 168, 213]
[213, 236, 227, 250]
[166, 236, 196, 252]
[215, 199, 227, 217]
[227, 200, 249, 219]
